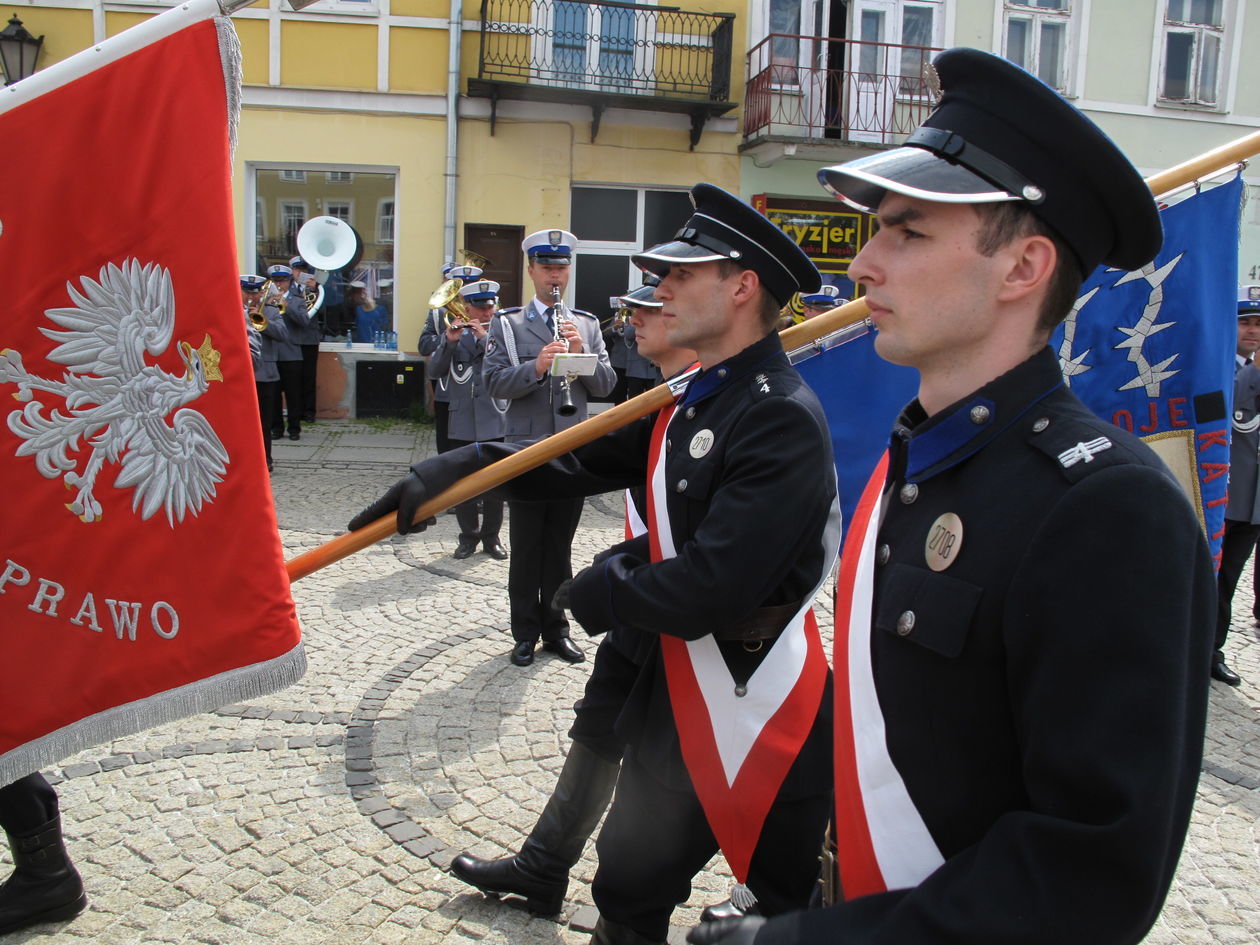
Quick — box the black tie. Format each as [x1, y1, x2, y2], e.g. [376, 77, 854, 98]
[544, 306, 555, 334]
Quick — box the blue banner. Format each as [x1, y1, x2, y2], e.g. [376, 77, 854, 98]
[795, 328, 918, 538]
[1051, 176, 1242, 565]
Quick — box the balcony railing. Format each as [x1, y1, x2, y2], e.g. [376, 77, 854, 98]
[744, 34, 942, 144]
[471, 0, 735, 147]
[478, 0, 733, 101]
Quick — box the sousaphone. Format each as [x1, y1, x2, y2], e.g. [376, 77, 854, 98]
[296, 216, 365, 317]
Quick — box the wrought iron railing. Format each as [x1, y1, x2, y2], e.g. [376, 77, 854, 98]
[478, 0, 734, 102]
[744, 34, 942, 143]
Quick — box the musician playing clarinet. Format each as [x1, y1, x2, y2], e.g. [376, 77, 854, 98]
[481, 229, 615, 668]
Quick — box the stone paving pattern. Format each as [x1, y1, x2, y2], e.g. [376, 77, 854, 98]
[6, 419, 1257, 944]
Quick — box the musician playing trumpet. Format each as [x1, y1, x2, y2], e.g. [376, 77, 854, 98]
[482, 228, 616, 668]
[241, 274, 289, 473]
[429, 280, 509, 561]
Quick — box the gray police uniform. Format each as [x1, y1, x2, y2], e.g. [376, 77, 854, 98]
[1216, 358, 1260, 653]
[288, 282, 322, 423]
[430, 327, 508, 545]
[622, 321, 661, 399]
[483, 296, 616, 645]
[250, 304, 286, 468]
[273, 292, 310, 438]
[420, 308, 453, 452]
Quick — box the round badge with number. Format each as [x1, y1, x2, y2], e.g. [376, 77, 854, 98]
[689, 430, 715, 458]
[925, 512, 963, 572]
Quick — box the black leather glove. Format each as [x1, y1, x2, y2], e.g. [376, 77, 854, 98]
[347, 473, 436, 535]
[551, 578, 573, 613]
[687, 917, 766, 945]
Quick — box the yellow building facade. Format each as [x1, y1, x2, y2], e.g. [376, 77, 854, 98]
[11, 0, 745, 349]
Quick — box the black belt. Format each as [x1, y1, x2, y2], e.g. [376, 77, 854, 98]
[712, 601, 803, 643]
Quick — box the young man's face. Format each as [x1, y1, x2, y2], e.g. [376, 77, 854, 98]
[528, 261, 571, 300]
[1238, 315, 1260, 359]
[849, 193, 1011, 372]
[629, 305, 668, 362]
[653, 260, 733, 353]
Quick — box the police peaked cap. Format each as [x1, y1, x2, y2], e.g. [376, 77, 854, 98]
[818, 48, 1162, 273]
[1239, 285, 1260, 314]
[620, 282, 662, 309]
[633, 183, 821, 305]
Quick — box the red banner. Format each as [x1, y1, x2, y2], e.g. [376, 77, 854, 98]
[0, 10, 303, 784]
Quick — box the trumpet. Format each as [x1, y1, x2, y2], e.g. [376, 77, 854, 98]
[429, 277, 470, 331]
[550, 285, 578, 417]
[259, 279, 287, 316]
[245, 302, 268, 333]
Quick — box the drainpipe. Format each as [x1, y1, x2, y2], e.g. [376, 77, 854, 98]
[443, 0, 461, 266]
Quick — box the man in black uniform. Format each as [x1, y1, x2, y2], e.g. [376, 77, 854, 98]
[0, 774, 86, 933]
[690, 47, 1215, 945]
[443, 281, 699, 917]
[352, 186, 840, 945]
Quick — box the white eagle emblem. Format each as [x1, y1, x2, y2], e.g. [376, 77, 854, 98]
[0, 259, 229, 525]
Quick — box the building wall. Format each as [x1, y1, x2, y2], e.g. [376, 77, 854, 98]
[13, 0, 742, 348]
[741, 0, 1260, 286]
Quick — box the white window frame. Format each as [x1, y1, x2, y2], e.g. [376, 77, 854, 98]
[323, 199, 355, 224]
[278, 200, 309, 238]
[326, 171, 354, 184]
[1001, 1, 1075, 95]
[255, 198, 267, 242]
[296, 0, 380, 17]
[570, 183, 691, 299]
[1155, 0, 1231, 110]
[378, 198, 395, 244]
[279, 170, 307, 184]
[528, 0, 659, 95]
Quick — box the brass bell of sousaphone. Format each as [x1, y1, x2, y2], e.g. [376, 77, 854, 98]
[296, 216, 363, 283]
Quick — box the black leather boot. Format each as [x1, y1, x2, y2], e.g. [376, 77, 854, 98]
[449, 741, 618, 915]
[0, 814, 88, 934]
[590, 916, 667, 945]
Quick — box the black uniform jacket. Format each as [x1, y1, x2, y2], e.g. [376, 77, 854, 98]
[758, 347, 1215, 945]
[410, 331, 837, 795]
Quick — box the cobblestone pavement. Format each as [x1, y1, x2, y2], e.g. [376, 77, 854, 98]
[8, 419, 1259, 944]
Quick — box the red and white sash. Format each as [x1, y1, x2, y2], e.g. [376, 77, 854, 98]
[647, 403, 839, 882]
[832, 451, 943, 898]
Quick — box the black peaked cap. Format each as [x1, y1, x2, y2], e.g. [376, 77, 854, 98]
[818, 48, 1162, 273]
[633, 183, 821, 305]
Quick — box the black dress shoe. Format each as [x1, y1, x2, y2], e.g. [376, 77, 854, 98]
[483, 539, 509, 560]
[1211, 656, 1242, 686]
[543, 637, 585, 664]
[453, 537, 478, 560]
[700, 899, 758, 923]
[270, 429, 282, 440]
[449, 853, 564, 915]
[288, 431, 300, 441]
[510, 642, 536, 666]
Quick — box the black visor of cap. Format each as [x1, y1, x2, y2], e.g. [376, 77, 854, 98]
[816, 48, 1162, 274]
[631, 240, 728, 277]
[620, 283, 662, 307]
[819, 145, 1024, 215]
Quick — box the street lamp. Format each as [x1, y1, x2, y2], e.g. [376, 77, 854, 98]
[0, 14, 44, 86]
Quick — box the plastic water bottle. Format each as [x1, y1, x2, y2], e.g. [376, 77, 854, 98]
[388, 331, 397, 350]
[344, 332, 352, 349]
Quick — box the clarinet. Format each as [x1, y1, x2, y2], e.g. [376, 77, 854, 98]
[551, 285, 578, 417]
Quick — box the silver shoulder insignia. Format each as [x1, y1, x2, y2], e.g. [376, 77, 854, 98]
[1057, 437, 1112, 467]
[754, 372, 771, 394]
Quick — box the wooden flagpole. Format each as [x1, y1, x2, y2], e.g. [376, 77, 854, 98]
[286, 128, 1260, 583]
